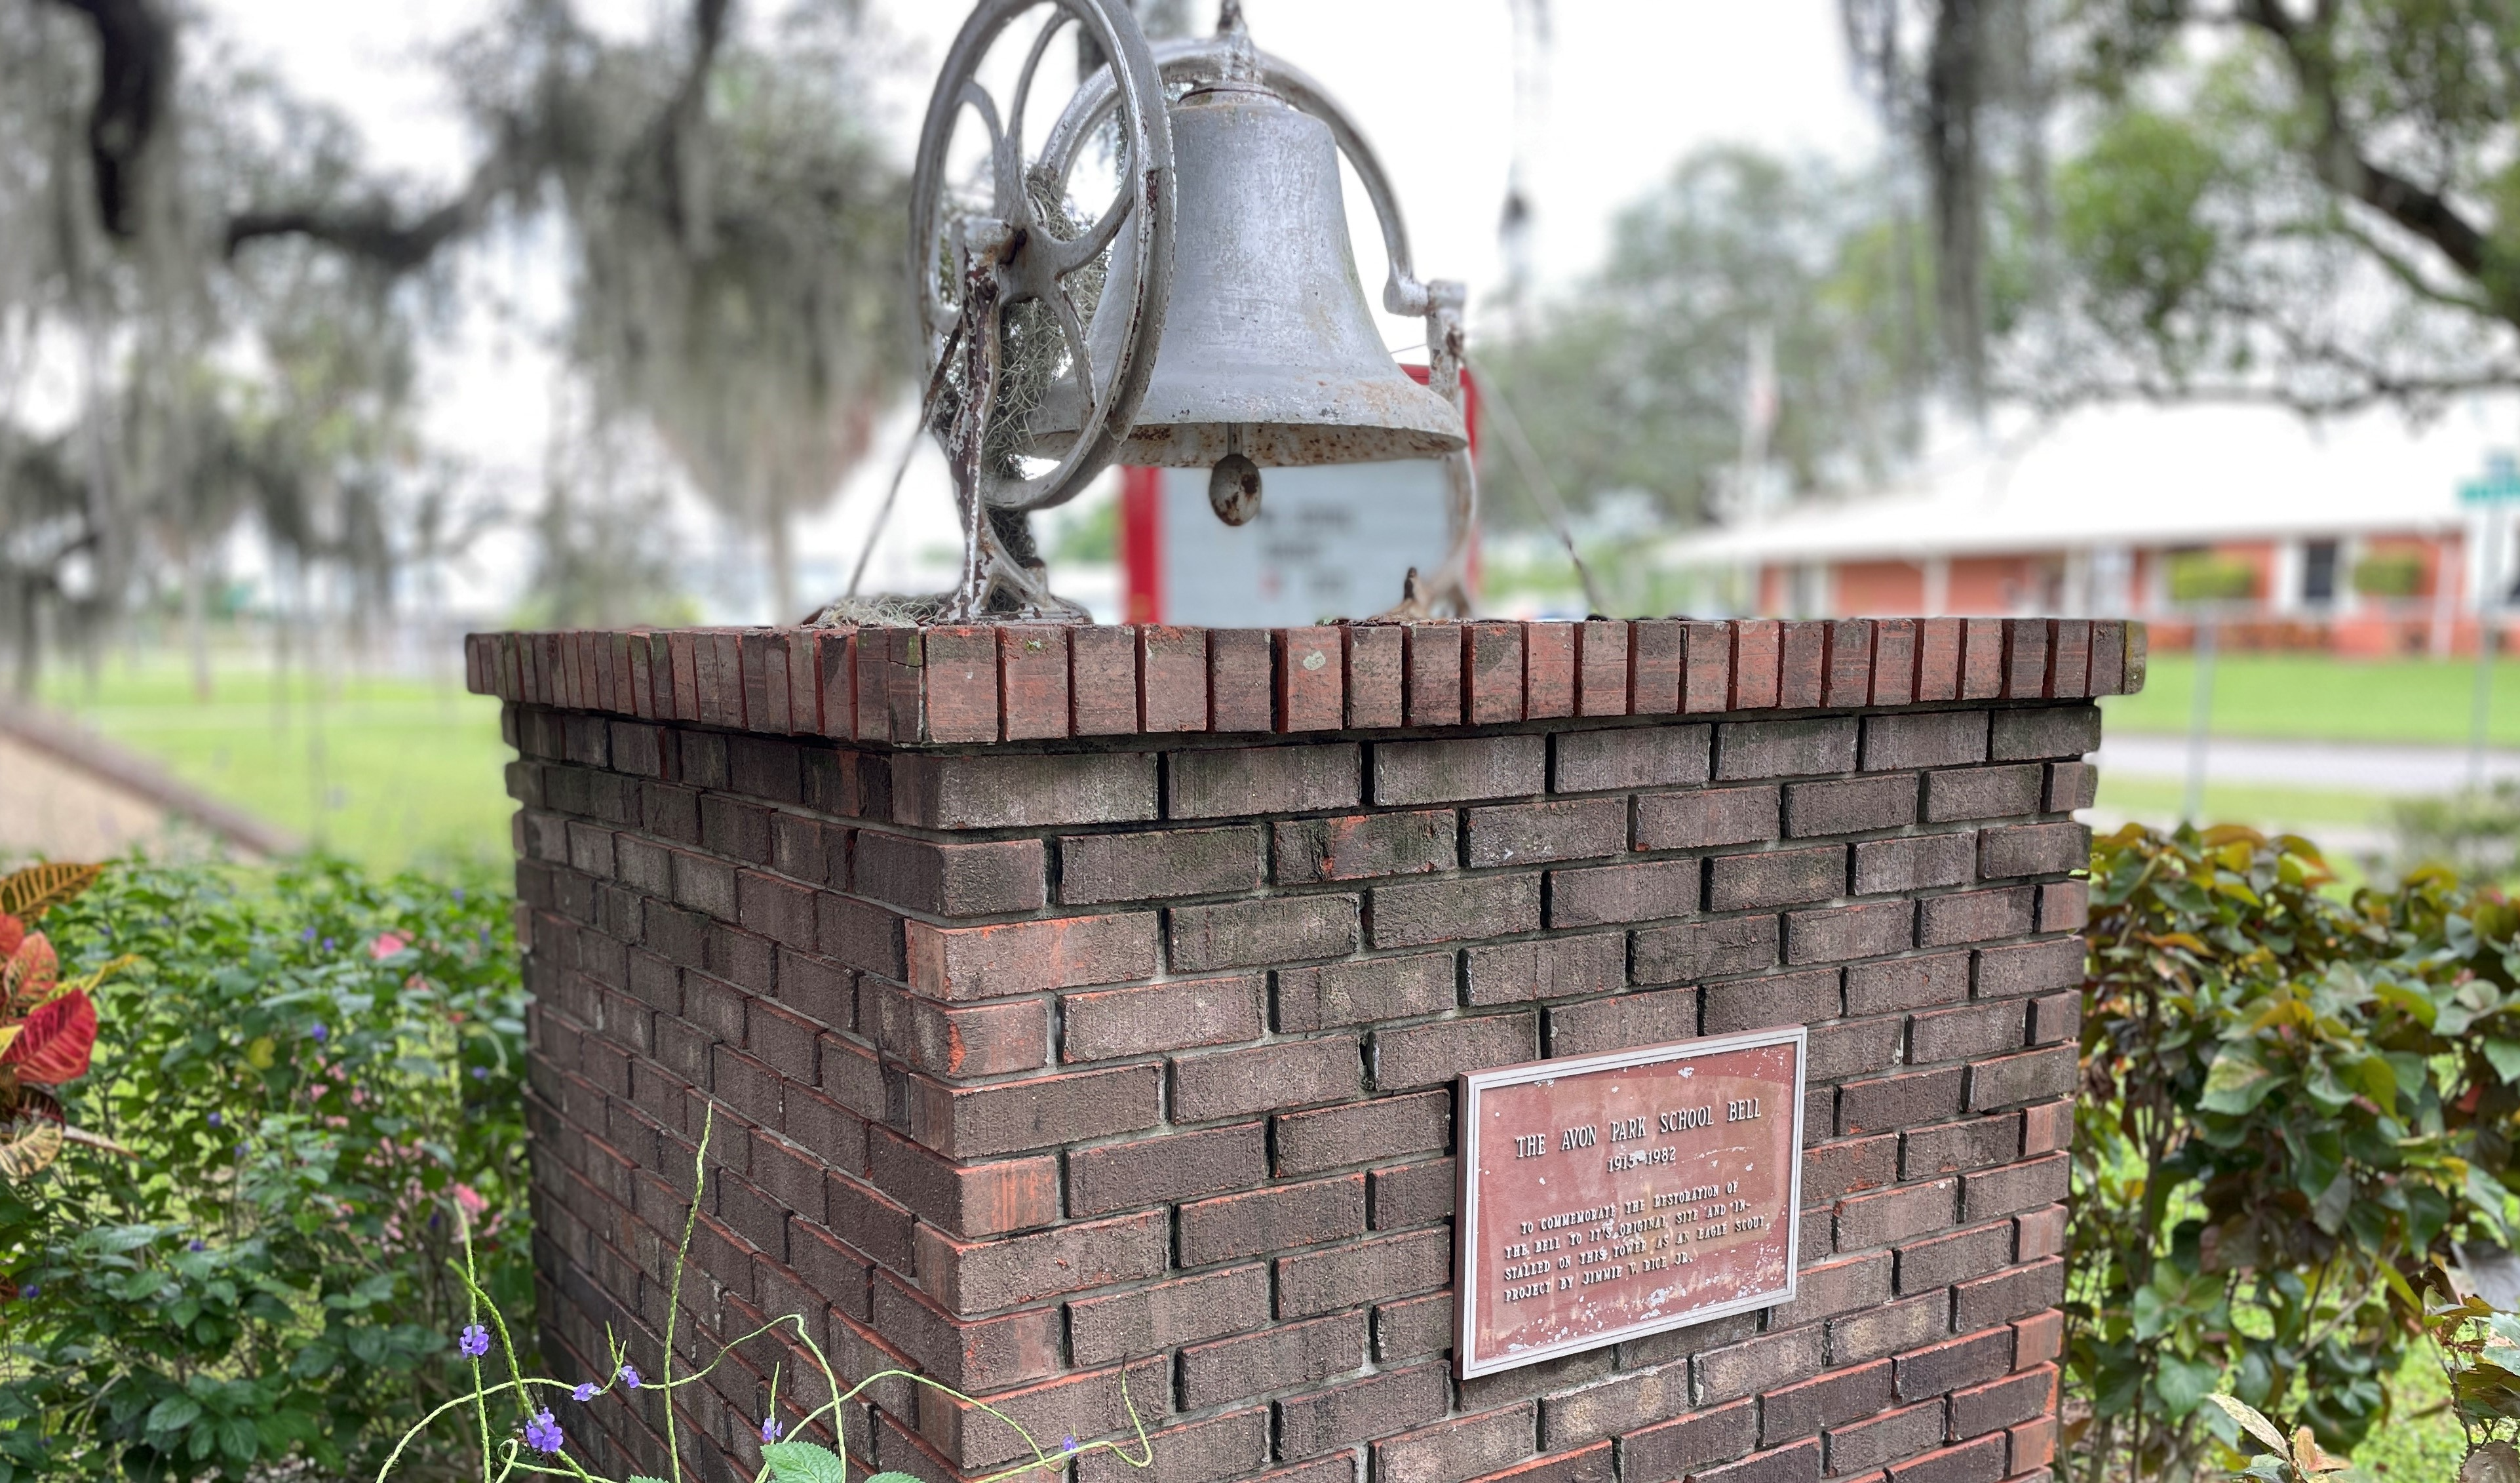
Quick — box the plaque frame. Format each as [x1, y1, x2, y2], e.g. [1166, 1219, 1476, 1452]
[1453, 1025, 1808, 1378]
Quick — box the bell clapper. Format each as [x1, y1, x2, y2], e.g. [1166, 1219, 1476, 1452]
[1209, 424, 1263, 526]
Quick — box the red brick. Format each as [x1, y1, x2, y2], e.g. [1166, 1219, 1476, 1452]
[1824, 620, 1875, 707]
[1526, 622, 1578, 719]
[2044, 762, 2097, 813]
[1064, 974, 1265, 1061]
[1959, 620, 2004, 700]
[1831, 1290, 1954, 1365]
[1279, 626, 1345, 732]
[913, 1210, 1168, 1315]
[1210, 627, 1275, 732]
[1068, 1264, 1270, 1365]
[921, 1354, 1169, 1469]
[1732, 620, 1781, 709]
[1775, 621, 1826, 709]
[1549, 858, 1700, 928]
[1960, 1151, 2068, 1220]
[1717, 718, 1858, 780]
[1614, 1397, 1756, 1479]
[1076, 1406, 1265, 1483]
[1347, 624, 1406, 728]
[1894, 1326, 2014, 1402]
[1839, 1066, 1967, 1135]
[1979, 822, 2089, 879]
[1277, 1362, 1451, 1457]
[2001, 620, 2049, 700]
[1171, 742, 1360, 819]
[1370, 1011, 1538, 1090]
[1909, 1001, 2026, 1064]
[1785, 900, 1914, 964]
[1547, 989, 1699, 1058]
[1406, 623, 1467, 726]
[1277, 1225, 1450, 1316]
[2011, 1309, 2062, 1367]
[1632, 619, 1684, 715]
[1274, 1089, 1452, 1174]
[2008, 1414, 2058, 1472]
[2016, 1202, 2068, 1259]
[1136, 625, 1209, 734]
[1888, 1433, 2006, 1483]
[1785, 774, 1918, 837]
[815, 629, 857, 738]
[1378, 1291, 1454, 1361]
[1172, 894, 1360, 969]
[1066, 1120, 1267, 1218]
[1768, 1252, 1895, 1328]
[1708, 845, 1845, 911]
[1853, 835, 1977, 896]
[1990, 705, 2102, 761]
[1469, 799, 1625, 867]
[1177, 1171, 1365, 1266]
[1952, 1256, 2064, 1331]
[1696, 1326, 1825, 1404]
[904, 1061, 1162, 1158]
[864, 980, 1048, 1075]
[855, 832, 1047, 916]
[1923, 765, 2044, 823]
[1635, 786, 1780, 850]
[1061, 826, 1264, 903]
[1277, 953, 1458, 1033]
[1975, 938, 2084, 999]
[1469, 622, 1528, 723]
[1376, 734, 1546, 805]
[1173, 1037, 1361, 1121]
[1761, 1358, 1891, 1445]
[2045, 620, 2091, 700]
[1871, 618, 1918, 705]
[918, 626, 999, 743]
[1466, 932, 1625, 1004]
[906, 913, 1158, 999]
[1902, 1117, 2022, 1179]
[1863, 711, 1988, 771]
[1179, 1311, 1365, 1408]
[2088, 619, 2127, 696]
[1632, 915, 1779, 985]
[1277, 811, 1456, 883]
[871, 1272, 1063, 1392]
[1375, 1404, 1538, 1483]
[1697, 965, 1837, 1034]
[1918, 888, 2034, 947]
[1843, 954, 1970, 1019]
[892, 750, 1157, 829]
[868, 1129, 1058, 1237]
[1551, 725, 1712, 793]
[1825, 1399, 1947, 1476]
[1916, 618, 1962, 703]
[2020, 1101, 2071, 1157]
[1370, 1157, 1456, 1228]
[1373, 875, 1540, 947]
[1070, 625, 1140, 735]
[1837, 1177, 1958, 1251]
[1897, 1221, 2014, 1295]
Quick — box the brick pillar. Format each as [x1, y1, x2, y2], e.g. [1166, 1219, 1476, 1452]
[467, 617, 2137, 1483]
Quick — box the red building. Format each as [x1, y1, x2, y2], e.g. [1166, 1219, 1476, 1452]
[1663, 406, 2503, 654]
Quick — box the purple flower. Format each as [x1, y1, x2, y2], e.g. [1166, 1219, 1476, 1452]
[301, 927, 316, 943]
[453, 887, 466, 903]
[187, 1239, 204, 1252]
[310, 1023, 328, 1042]
[206, 1112, 221, 1128]
[618, 1364, 641, 1389]
[16, 1284, 35, 1300]
[321, 938, 336, 952]
[459, 1324, 490, 1358]
[523, 1409, 564, 1454]
[1062, 1435, 1077, 1453]
[473, 1067, 490, 1080]
[573, 1382, 596, 1403]
[760, 1417, 783, 1444]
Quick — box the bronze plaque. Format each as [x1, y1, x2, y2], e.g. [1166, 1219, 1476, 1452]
[1455, 1027, 1806, 1377]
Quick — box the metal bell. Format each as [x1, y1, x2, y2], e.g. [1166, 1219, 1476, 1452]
[1038, 71, 1467, 470]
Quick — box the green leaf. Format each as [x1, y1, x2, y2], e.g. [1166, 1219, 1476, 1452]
[2200, 1052, 2276, 1114]
[145, 1396, 202, 1434]
[759, 1442, 851, 1483]
[2156, 1353, 2224, 1418]
[2208, 1394, 2293, 1459]
[864, 1476, 923, 1483]
[2485, 1039, 2520, 1084]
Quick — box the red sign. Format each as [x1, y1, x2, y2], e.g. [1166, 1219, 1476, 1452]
[1455, 1028, 1807, 1377]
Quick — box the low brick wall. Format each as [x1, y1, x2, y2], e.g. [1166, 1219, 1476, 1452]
[466, 616, 2138, 1483]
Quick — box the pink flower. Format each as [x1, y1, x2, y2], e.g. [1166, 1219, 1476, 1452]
[368, 932, 410, 960]
[454, 1184, 486, 1216]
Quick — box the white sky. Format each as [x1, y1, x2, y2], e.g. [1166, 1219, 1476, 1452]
[192, 0, 1883, 621]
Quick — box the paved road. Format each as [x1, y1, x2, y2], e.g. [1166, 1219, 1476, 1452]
[2097, 733, 2520, 794]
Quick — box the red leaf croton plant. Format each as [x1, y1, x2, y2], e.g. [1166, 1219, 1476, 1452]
[0, 863, 132, 1177]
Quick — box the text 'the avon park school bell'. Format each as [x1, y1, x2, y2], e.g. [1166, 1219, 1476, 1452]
[908, 0, 1473, 620]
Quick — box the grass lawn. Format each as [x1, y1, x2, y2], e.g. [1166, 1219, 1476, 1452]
[2091, 775, 2400, 832]
[38, 660, 511, 875]
[2105, 651, 2520, 745]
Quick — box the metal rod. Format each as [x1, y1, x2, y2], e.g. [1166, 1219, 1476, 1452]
[2182, 616, 2216, 827]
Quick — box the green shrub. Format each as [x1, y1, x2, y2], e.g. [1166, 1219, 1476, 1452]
[2167, 551, 2260, 604]
[2352, 552, 2426, 598]
[0, 858, 525, 1481]
[2068, 824, 2520, 1482]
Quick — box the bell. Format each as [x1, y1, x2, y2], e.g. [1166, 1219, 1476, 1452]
[1035, 69, 1466, 473]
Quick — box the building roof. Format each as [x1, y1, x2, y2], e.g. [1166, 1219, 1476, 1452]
[1662, 403, 2489, 565]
